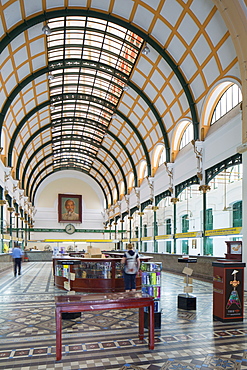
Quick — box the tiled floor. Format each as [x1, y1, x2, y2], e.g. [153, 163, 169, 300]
[0, 262, 246, 369]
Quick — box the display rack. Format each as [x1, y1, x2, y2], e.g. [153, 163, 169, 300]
[141, 261, 162, 329]
[58, 260, 81, 319]
[177, 257, 197, 310]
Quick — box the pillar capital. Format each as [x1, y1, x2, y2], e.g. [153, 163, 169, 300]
[199, 185, 211, 193]
[170, 197, 179, 204]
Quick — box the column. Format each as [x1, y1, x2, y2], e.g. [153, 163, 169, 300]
[242, 150, 247, 288]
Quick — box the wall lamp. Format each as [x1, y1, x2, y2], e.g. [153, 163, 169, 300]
[48, 73, 55, 81]
[122, 84, 129, 91]
[42, 24, 51, 36]
[142, 44, 150, 55]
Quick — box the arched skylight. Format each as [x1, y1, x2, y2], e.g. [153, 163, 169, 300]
[179, 123, 193, 150]
[211, 84, 242, 125]
[158, 147, 166, 166]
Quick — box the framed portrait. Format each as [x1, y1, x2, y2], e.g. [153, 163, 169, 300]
[58, 194, 82, 223]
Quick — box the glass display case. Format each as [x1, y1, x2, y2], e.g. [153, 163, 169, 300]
[53, 257, 152, 293]
[73, 261, 112, 279]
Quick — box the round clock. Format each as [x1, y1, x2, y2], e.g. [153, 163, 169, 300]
[65, 224, 76, 234]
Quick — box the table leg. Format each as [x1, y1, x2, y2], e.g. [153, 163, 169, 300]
[56, 308, 62, 361]
[139, 307, 144, 340]
[149, 302, 154, 350]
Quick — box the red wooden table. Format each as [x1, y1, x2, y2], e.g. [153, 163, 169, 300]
[55, 291, 155, 361]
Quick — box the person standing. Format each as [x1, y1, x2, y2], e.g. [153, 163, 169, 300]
[11, 243, 23, 277]
[121, 243, 140, 292]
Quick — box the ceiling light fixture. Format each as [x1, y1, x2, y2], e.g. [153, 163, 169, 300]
[142, 44, 150, 55]
[50, 105, 55, 111]
[122, 84, 129, 91]
[48, 73, 54, 80]
[42, 24, 51, 36]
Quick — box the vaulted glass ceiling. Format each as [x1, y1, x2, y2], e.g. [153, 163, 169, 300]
[46, 16, 143, 172]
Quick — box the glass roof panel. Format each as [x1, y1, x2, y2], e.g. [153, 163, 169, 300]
[46, 15, 143, 172]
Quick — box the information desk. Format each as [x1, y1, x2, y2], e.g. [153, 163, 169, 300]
[53, 256, 152, 293]
[55, 292, 155, 361]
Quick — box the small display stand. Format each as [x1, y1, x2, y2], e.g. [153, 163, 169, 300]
[177, 257, 197, 310]
[141, 262, 162, 329]
[212, 260, 246, 322]
[59, 260, 81, 320]
[225, 241, 242, 261]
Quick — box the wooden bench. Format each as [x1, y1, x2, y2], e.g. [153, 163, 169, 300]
[55, 291, 155, 361]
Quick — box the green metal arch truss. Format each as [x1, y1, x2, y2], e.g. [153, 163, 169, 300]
[31, 166, 110, 208]
[20, 137, 129, 195]
[18, 135, 120, 201]
[6, 63, 153, 171]
[26, 151, 119, 202]
[11, 103, 138, 187]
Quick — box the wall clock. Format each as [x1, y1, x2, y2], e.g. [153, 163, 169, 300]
[65, 224, 76, 234]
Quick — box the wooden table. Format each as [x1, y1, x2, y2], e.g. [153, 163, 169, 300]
[55, 291, 155, 361]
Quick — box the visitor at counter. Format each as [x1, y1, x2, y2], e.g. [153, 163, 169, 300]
[11, 242, 23, 277]
[121, 243, 140, 292]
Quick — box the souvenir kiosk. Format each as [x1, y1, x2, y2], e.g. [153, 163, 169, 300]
[53, 255, 152, 293]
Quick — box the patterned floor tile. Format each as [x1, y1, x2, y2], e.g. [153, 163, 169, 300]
[0, 263, 247, 369]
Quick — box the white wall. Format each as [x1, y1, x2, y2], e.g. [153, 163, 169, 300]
[32, 170, 106, 242]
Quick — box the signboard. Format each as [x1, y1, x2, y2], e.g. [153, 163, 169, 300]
[175, 231, 202, 239]
[205, 227, 242, 236]
[224, 268, 243, 319]
[141, 236, 152, 241]
[155, 234, 173, 240]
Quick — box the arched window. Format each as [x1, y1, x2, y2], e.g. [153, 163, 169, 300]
[128, 173, 134, 191]
[158, 147, 166, 166]
[113, 188, 117, 203]
[120, 181, 125, 198]
[138, 161, 147, 185]
[165, 218, 172, 235]
[181, 214, 189, 254]
[179, 123, 193, 150]
[135, 226, 139, 238]
[233, 201, 242, 227]
[211, 84, 242, 125]
[143, 224, 147, 252]
[205, 208, 213, 230]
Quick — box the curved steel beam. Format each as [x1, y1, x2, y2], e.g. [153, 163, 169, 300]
[20, 137, 130, 194]
[25, 151, 119, 202]
[11, 104, 138, 185]
[115, 111, 151, 175]
[31, 166, 109, 208]
[0, 9, 199, 149]
[106, 132, 138, 187]
[19, 138, 128, 202]
[6, 67, 153, 170]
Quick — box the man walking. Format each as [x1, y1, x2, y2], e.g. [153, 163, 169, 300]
[12, 242, 23, 277]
